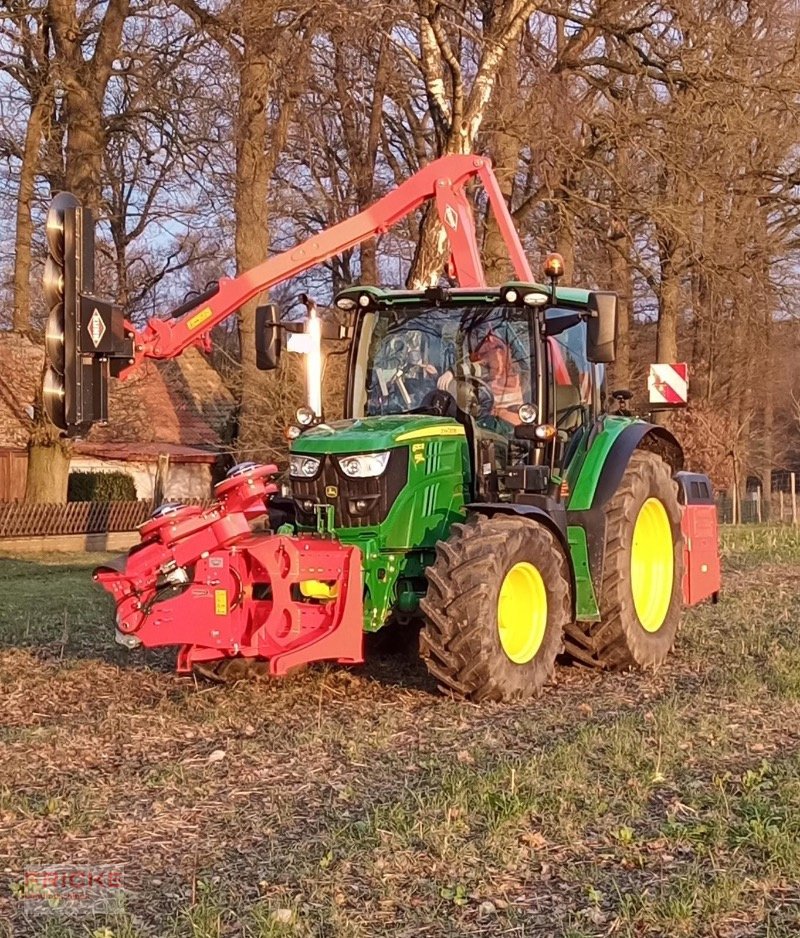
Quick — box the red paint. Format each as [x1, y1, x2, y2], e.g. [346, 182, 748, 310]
[681, 503, 721, 605]
[120, 155, 537, 377]
[94, 464, 364, 675]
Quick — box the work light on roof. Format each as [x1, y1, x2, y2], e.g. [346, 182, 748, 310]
[523, 292, 548, 307]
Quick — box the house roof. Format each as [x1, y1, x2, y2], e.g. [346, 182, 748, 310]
[0, 331, 235, 460]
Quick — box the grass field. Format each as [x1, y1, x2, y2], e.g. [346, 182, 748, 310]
[0, 526, 799, 937]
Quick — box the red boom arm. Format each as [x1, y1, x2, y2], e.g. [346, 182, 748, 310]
[121, 155, 533, 377]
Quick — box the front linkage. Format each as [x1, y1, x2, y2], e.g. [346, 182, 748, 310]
[95, 463, 364, 677]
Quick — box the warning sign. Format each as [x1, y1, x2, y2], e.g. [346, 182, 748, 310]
[648, 363, 688, 405]
[87, 308, 107, 348]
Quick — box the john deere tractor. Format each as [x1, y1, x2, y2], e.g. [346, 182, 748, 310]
[45, 155, 719, 701]
[279, 275, 706, 700]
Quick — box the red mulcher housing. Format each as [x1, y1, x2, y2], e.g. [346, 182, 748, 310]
[95, 463, 364, 676]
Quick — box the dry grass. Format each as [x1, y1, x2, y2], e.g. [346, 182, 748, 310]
[0, 527, 799, 937]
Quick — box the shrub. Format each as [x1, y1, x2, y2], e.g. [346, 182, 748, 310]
[68, 471, 137, 502]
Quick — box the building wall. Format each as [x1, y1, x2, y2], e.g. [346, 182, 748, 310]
[164, 463, 214, 502]
[0, 449, 27, 500]
[67, 456, 213, 502]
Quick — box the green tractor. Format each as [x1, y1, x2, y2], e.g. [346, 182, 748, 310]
[280, 274, 708, 701]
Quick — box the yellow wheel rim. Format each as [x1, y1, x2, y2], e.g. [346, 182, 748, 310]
[630, 497, 674, 633]
[497, 562, 548, 664]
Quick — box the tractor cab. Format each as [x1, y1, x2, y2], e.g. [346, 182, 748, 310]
[286, 278, 617, 511]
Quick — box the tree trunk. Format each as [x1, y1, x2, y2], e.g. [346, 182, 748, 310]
[13, 88, 51, 332]
[656, 245, 680, 364]
[62, 85, 106, 213]
[233, 21, 273, 460]
[555, 196, 575, 283]
[25, 418, 71, 503]
[407, 190, 460, 289]
[481, 136, 517, 283]
[407, 2, 534, 287]
[360, 239, 378, 285]
[481, 47, 520, 284]
[761, 372, 773, 521]
[608, 237, 632, 390]
[51, 0, 131, 211]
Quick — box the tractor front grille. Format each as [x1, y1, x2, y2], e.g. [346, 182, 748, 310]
[292, 447, 409, 528]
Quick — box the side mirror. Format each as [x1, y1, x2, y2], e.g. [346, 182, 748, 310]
[586, 291, 617, 364]
[255, 303, 281, 370]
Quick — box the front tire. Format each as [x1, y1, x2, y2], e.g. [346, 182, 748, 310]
[419, 514, 572, 702]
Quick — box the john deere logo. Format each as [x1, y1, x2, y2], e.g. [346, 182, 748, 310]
[325, 485, 338, 498]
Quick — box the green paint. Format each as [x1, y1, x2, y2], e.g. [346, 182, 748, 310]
[567, 525, 600, 620]
[292, 416, 470, 631]
[501, 280, 593, 308]
[567, 416, 643, 511]
[292, 415, 464, 455]
[289, 411, 647, 633]
[337, 282, 596, 310]
[315, 503, 335, 534]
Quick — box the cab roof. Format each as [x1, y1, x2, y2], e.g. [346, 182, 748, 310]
[335, 281, 597, 313]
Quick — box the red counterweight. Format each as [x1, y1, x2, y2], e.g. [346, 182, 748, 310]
[94, 463, 364, 676]
[676, 472, 722, 606]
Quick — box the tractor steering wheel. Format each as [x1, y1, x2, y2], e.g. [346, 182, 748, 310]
[444, 373, 495, 416]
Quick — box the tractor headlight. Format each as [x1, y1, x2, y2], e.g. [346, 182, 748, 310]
[295, 406, 316, 427]
[518, 403, 538, 424]
[338, 451, 391, 478]
[289, 455, 321, 478]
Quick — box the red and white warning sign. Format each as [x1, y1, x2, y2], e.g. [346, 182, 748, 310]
[87, 307, 107, 348]
[648, 362, 688, 405]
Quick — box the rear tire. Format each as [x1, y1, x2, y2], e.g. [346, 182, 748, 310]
[564, 450, 683, 670]
[419, 514, 572, 702]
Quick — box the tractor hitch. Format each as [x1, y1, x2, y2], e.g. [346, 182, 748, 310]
[94, 462, 364, 677]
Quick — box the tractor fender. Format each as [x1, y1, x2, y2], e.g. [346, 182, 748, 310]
[590, 423, 683, 511]
[465, 501, 575, 614]
[567, 422, 683, 611]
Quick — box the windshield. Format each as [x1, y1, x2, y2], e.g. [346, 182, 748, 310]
[361, 305, 534, 430]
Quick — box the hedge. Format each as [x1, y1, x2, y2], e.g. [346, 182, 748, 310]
[67, 471, 138, 502]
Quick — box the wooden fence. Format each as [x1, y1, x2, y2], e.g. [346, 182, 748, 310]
[0, 500, 153, 538]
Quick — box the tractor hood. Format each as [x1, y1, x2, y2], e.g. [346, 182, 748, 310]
[290, 415, 465, 455]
